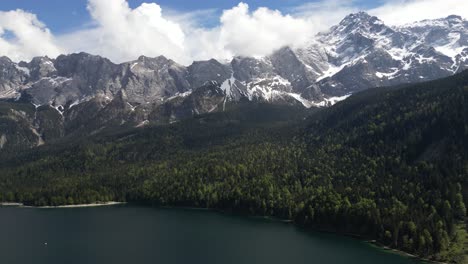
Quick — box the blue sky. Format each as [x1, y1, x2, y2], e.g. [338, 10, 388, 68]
[0, 0, 466, 64]
[0, 0, 379, 33]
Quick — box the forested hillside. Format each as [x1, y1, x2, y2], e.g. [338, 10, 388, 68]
[0, 71, 467, 262]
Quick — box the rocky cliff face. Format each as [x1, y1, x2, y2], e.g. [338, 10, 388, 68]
[1, 12, 467, 150]
[2, 12, 467, 108]
[312, 12, 468, 96]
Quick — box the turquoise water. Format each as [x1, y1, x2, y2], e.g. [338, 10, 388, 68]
[0, 205, 420, 264]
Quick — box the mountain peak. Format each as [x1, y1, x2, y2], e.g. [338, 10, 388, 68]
[340, 11, 381, 25]
[445, 15, 464, 25]
[55, 52, 107, 64]
[138, 55, 168, 62]
[320, 11, 388, 43]
[403, 15, 466, 29]
[344, 11, 372, 20]
[0, 56, 13, 64]
[446, 15, 462, 20]
[332, 11, 385, 34]
[136, 55, 174, 68]
[29, 56, 54, 65]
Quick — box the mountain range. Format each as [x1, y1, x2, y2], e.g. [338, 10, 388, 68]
[1, 10, 468, 263]
[1, 64, 467, 263]
[0, 12, 467, 150]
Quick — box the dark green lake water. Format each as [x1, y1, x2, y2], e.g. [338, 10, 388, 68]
[0, 205, 420, 264]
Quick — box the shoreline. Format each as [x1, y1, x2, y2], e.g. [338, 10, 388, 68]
[0, 201, 126, 208]
[160, 206, 448, 263]
[367, 241, 447, 264]
[0, 202, 453, 263]
[298, 226, 447, 264]
[177, 207, 448, 264]
[0, 202, 23, 206]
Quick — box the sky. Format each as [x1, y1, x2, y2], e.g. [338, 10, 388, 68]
[0, 0, 467, 65]
[0, 0, 382, 32]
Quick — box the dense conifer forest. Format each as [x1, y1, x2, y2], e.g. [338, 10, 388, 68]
[1, 71, 467, 262]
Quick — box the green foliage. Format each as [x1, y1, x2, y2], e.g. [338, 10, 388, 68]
[1, 72, 468, 262]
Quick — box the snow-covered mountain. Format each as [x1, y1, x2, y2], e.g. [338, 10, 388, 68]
[0, 12, 467, 130]
[302, 12, 468, 96]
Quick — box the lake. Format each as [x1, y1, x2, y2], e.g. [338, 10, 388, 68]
[0, 205, 420, 264]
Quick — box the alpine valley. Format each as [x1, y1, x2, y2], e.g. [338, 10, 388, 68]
[1, 12, 468, 150]
[0, 11, 467, 264]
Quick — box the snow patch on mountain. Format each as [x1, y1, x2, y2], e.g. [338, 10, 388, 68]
[245, 76, 291, 101]
[317, 94, 352, 107]
[167, 91, 193, 101]
[1, 12, 467, 114]
[221, 73, 237, 99]
[15, 65, 30, 76]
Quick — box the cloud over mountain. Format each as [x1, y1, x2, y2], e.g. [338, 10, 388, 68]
[0, 0, 467, 65]
[370, 0, 468, 26]
[0, 9, 62, 61]
[59, 0, 187, 63]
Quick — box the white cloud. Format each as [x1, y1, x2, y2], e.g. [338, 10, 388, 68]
[291, 0, 359, 32]
[181, 3, 315, 63]
[63, 1, 316, 64]
[0, 0, 467, 65]
[216, 3, 313, 58]
[368, 0, 468, 26]
[0, 9, 62, 62]
[59, 0, 188, 64]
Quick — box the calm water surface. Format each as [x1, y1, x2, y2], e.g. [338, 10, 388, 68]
[0, 205, 420, 264]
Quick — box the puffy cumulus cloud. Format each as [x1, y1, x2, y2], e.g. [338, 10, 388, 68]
[59, 0, 188, 64]
[0, 9, 62, 62]
[0, 1, 318, 64]
[189, 0, 468, 61]
[183, 3, 314, 62]
[216, 3, 313, 58]
[369, 0, 468, 25]
[185, 28, 232, 63]
[1, 0, 468, 65]
[187, 0, 468, 57]
[63, 1, 316, 63]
